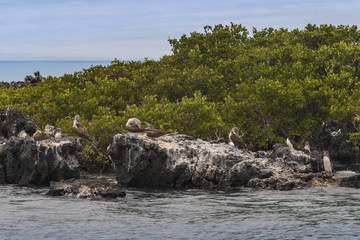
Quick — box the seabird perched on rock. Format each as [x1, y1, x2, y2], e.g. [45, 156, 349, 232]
[18, 130, 29, 138]
[286, 138, 301, 151]
[229, 127, 251, 154]
[145, 129, 170, 138]
[55, 128, 68, 138]
[125, 118, 148, 132]
[32, 130, 50, 141]
[323, 151, 332, 172]
[72, 115, 92, 141]
[45, 124, 56, 137]
[126, 118, 141, 128]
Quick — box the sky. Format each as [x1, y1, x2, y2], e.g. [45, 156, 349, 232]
[0, 0, 359, 61]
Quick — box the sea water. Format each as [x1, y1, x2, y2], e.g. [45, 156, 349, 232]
[1, 185, 360, 240]
[0, 61, 111, 82]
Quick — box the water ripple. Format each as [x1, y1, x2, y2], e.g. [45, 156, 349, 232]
[1, 185, 360, 239]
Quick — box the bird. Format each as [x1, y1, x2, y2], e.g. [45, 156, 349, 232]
[55, 128, 68, 138]
[72, 115, 92, 141]
[45, 124, 56, 137]
[229, 127, 251, 154]
[17, 130, 29, 138]
[323, 151, 332, 172]
[126, 118, 141, 128]
[286, 138, 301, 151]
[32, 130, 50, 141]
[145, 129, 170, 138]
[125, 118, 148, 132]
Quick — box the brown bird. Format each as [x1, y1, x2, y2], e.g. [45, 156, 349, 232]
[125, 118, 148, 132]
[229, 127, 251, 154]
[145, 129, 170, 138]
[72, 115, 92, 141]
[32, 130, 50, 141]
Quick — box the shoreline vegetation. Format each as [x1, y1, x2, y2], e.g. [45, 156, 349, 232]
[1, 23, 360, 172]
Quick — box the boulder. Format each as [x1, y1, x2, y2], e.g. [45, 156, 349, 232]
[0, 109, 81, 186]
[47, 178, 126, 199]
[0, 108, 37, 139]
[1, 136, 81, 185]
[107, 133, 322, 190]
[309, 120, 360, 167]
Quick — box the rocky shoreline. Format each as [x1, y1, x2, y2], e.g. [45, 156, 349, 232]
[1, 108, 360, 200]
[0, 108, 125, 199]
[107, 132, 356, 191]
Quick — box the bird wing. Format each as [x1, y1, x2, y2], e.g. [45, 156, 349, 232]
[33, 133, 49, 141]
[125, 126, 148, 132]
[72, 125, 91, 140]
[230, 134, 251, 153]
[145, 130, 169, 138]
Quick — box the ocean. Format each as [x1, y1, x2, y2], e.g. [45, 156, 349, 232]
[1, 184, 360, 239]
[0, 61, 112, 82]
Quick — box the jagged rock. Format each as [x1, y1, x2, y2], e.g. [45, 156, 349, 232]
[0, 71, 44, 89]
[107, 133, 321, 190]
[0, 109, 81, 186]
[24, 71, 44, 85]
[0, 108, 37, 138]
[309, 120, 360, 166]
[47, 178, 126, 199]
[336, 171, 360, 188]
[1, 136, 81, 185]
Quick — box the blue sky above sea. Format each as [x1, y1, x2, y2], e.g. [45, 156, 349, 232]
[0, 0, 359, 61]
[0, 1, 359, 81]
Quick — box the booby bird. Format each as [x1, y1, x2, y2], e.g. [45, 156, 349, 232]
[55, 128, 68, 138]
[72, 115, 92, 141]
[125, 118, 147, 132]
[286, 138, 301, 151]
[145, 129, 169, 138]
[323, 151, 332, 172]
[18, 130, 28, 138]
[229, 127, 251, 154]
[45, 124, 56, 137]
[32, 130, 50, 141]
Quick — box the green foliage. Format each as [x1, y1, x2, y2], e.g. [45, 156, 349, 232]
[2, 23, 360, 170]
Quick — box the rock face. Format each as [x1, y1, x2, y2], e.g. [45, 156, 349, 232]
[47, 178, 126, 199]
[309, 120, 360, 167]
[108, 133, 323, 190]
[0, 108, 81, 186]
[0, 108, 37, 139]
